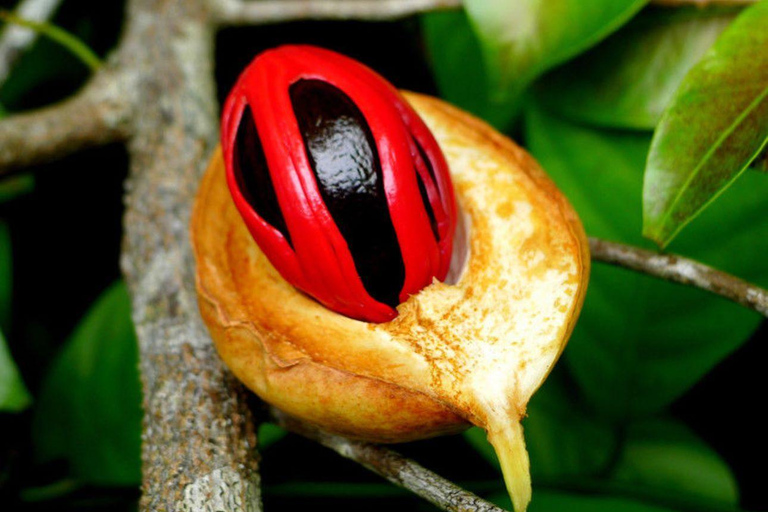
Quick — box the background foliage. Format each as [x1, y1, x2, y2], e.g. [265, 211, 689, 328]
[0, 0, 766, 511]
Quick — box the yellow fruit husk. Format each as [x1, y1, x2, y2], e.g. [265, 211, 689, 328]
[192, 92, 589, 511]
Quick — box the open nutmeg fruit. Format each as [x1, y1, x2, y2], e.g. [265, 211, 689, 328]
[191, 45, 589, 512]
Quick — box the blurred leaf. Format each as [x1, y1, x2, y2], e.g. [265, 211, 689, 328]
[1, 218, 27, 413]
[258, 422, 288, 450]
[0, 28, 87, 112]
[752, 150, 767, 172]
[490, 490, 678, 512]
[33, 281, 141, 486]
[421, 10, 518, 130]
[463, 0, 646, 109]
[464, 427, 498, 469]
[0, 220, 10, 332]
[535, 7, 735, 130]
[18, 479, 82, 503]
[0, 328, 32, 411]
[613, 419, 738, 505]
[643, 1, 768, 247]
[523, 373, 618, 480]
[0, 174, 35, 203]
[469, 372, 737, 505]
[524, 105, 768, 419]
[466, 369, 617, 479]
[0, 10, 101, 71]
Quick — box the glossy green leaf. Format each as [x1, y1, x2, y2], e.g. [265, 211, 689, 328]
[643, 1, 768, 247]
[525, 105, 768, 419]
[33, 281, 141, 486]
[463, 0, 646, 108]
[0, 329, 32, 411]
[612, 419, 738, 506]
[535, 7, 735, 130]
[421, 10, 518, 130]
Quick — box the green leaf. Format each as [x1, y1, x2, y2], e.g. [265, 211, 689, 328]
[421, 10, 518, 130]
[0, 329, 32, 411]
[0, 10, 101, 71]
[0, 221, 33, 410]
[752, 149, 767, 172]
[468, 371, 737, 506]
[464, 427, 499, 469]
[524, 105, 768, 419]
[465, 370, 617, 479]
[258, 422, 288, 450]
[535, 7, 735, 130]
[490, 490, 678, 512]
[613, 419, 738, 506]
[643, 1, 768, 247]
[32, 281, 141, 486]
[0, 174, 35, 204]
[0, 221, 11, 332]
[523, 373, 618, 480]
[463, 0, 647, 108]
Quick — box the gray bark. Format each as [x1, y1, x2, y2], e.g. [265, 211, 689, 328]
[116, 1, 260, 510]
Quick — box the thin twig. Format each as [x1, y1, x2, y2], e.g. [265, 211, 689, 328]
[0, 68, 132, 174]
[211, 0, 462, 26]
[271, 408, 506, 512]
[0, 0, 62, 86]
[589, 237, 768, 317]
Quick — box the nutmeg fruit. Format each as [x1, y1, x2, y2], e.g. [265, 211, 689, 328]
[192, 47, 589, 512]
[220, 46, 457, 323]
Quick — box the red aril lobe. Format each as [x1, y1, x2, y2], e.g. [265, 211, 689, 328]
[221, 45, 456, 323]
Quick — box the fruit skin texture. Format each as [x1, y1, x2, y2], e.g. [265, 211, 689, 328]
[193, 92, 589, 511]
[221, 45, 456, 323]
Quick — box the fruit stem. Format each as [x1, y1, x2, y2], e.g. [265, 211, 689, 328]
[486, 419, 531, 512]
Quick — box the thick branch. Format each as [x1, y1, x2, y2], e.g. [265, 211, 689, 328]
[211, 0, 462, 25]
[0, 69, 131, 174]
[272, 408, 505, 512]
[590, 237, 768, 317]
[117, 0, 260, 510]
[0, 0, 63, 85]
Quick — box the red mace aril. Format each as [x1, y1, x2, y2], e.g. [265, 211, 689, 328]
[221, 45, 457, 323]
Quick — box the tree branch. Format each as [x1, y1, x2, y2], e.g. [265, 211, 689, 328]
[589, 237, 768, 317]
[117, 1, 261, 510]
[209, 0, 759, 25]
[271, 408, 505, 512]
[0, 68, 132, 174]
[211, 0, 462, 26]
[0, 0, 63, 85]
